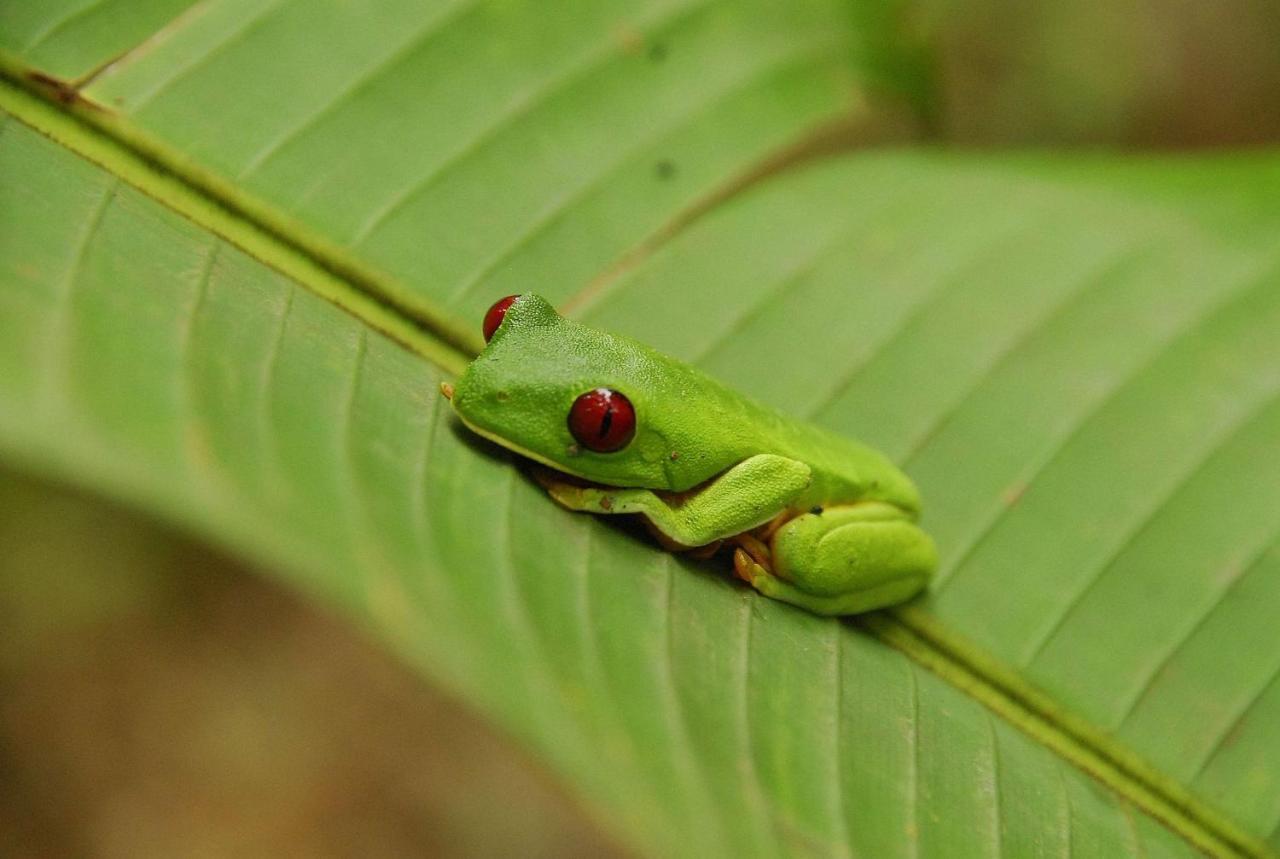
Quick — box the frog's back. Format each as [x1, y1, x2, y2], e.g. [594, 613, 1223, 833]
[664, 355, 921, 514]
[743, 399, 922, 515]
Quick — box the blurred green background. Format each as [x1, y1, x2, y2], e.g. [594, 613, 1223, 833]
[3, 0, 1280, 855]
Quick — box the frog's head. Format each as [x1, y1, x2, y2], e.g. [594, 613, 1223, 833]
[443, 294, 733, 490]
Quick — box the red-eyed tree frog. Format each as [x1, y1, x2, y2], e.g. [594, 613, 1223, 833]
[440, 294, 937, 616]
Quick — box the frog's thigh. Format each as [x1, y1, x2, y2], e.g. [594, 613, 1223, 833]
[750, 502, 937, 615]
[538, 455, 810, 548]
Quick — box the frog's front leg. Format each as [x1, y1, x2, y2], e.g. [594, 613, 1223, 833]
[532, 454, 811, 548]
[734, 502, 936, 616]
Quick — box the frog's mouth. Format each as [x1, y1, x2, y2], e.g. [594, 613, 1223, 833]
[440, 381, 612, 487]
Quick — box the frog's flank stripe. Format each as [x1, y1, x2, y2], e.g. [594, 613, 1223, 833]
[0, 54, 474, 376]
[861, 612, 1272, 859]
[1, 52, 1269, 859]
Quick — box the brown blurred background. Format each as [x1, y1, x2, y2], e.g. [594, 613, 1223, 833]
[0, 469, 625, 858]
[934, 0, 1280, 146]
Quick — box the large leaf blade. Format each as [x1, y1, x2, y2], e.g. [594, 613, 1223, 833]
[0, 110, 1218, 857]
[0, 0, 198, 79]
[8, 0, 886, 342]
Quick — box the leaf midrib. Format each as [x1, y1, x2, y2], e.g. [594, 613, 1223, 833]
[0, 60, 1269, 859]
[0, 54, 476, 372]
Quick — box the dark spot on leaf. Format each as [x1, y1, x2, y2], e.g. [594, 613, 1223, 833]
[27, 71, 110, 112]
[1002, 482, 1027, 506]
[648, 42, 668, 62]
[810, 506, 824, 516]
[27, 71, 82, 106]
[655, 159, 677, 180]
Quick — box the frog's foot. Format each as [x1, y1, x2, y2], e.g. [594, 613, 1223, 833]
[733, 545, 855, 615]
[735, 502, 937, 616]
[734, 553, 925, 616]
[732, 545, 769, 585]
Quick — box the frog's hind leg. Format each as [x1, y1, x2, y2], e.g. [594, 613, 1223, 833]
[734, 502, 936, 616]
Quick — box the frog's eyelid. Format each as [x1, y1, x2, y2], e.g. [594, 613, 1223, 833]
[482, 294, 521, 342]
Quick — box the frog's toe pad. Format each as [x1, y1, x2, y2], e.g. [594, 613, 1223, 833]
[732, 548, 757, 585]
[733, 549, 780, 595]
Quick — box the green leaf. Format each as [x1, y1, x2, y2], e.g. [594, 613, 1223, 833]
[0, 0, 199, 80]
[1, 2, 1278, 856]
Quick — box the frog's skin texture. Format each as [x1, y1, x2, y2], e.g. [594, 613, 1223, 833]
[443, 294, 937, 616]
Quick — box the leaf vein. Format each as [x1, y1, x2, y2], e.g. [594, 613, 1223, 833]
[688, 197, 915, 367]
[1115, 533, 1280, 730]
[49, 178, 116, 415]
[988, 715, 1003, 859]
[347, 0, 714, 245]
[1189, 653, 1280, 782]
[801, 211, 1060, 421]
[1022, 384, 1280, 666]
[830, 625, 854, 859]
[737, 600, 782, 856]
[932, 254, 1280, 592]
[128, 0, 290, 112]
[177, 238, 220, 471]
[444, 42, 831, 307]
[900, 238, 1161, 464]
[236, 0, 483, 177]
[22, 0, 110, 53]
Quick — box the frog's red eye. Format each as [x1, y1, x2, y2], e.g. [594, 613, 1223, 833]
[483, 294, 521, 342]
[568, 388, 636, 453]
